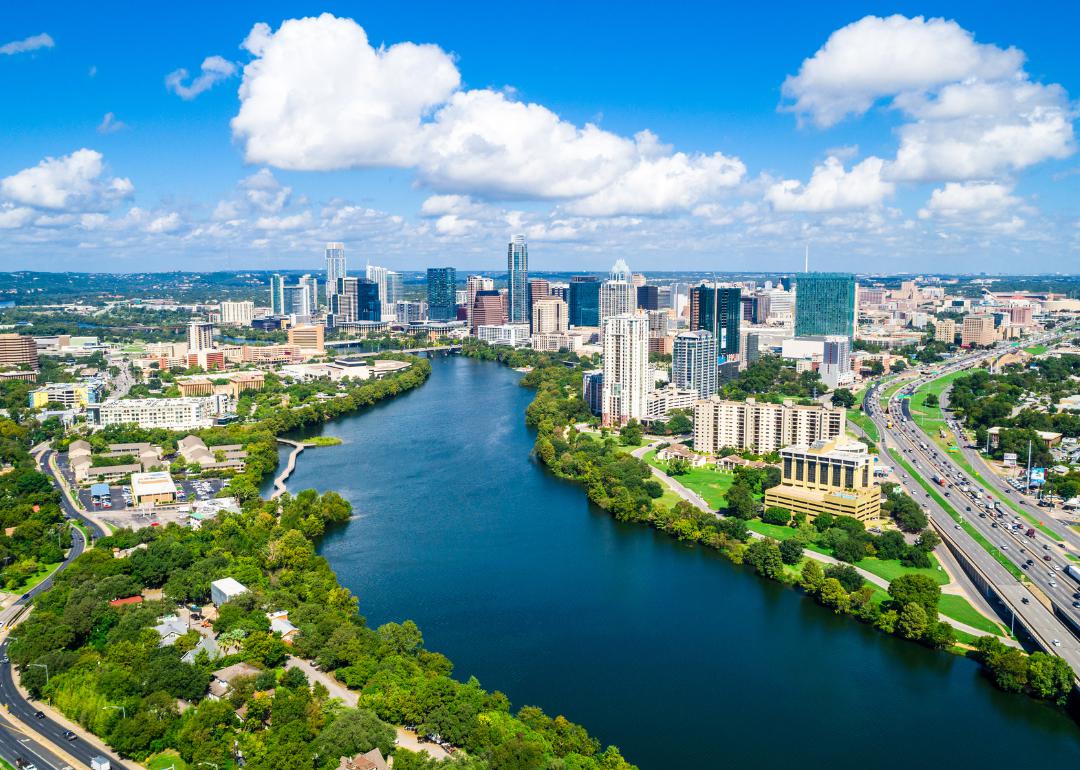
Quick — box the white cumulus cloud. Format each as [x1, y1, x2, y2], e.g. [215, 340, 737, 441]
[0, 149, 134, 211]
[918, 182, 1021, 220]
[97, 112, 127, 134]
[166, 55, 238, 100]
[231, 14, 744, 215]
[0, 33, 54, 56]
[765, 156, 894, 212]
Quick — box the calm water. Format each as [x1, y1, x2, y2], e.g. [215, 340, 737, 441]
[275, 356, 1080, 768]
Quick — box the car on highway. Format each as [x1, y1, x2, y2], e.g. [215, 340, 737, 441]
[63, 729, 77, 741]
[34, 710, 44, 719]
[1052, 639, 1062, 647]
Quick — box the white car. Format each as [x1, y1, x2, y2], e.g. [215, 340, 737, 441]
[1052, 639, 1062, 647]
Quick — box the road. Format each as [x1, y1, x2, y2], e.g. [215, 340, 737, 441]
[35, 450, 109, 541]
[0, 452, 133, 770]
[863, 332, 1080, 679]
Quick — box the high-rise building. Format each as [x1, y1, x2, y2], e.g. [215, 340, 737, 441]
[466, 275, 495, 328]
[219, 301, 254, 327]
[471, 290, 505, 333]
[693, 397, 846, 455]
[357, 278, 381, 322]
[568, 276, 601, 327]
[600, 262, 637, 324]
[582, 371, 604, 416]
[794, 273, 856, 339]
[288, 324, 325, 352]
[187, 320, 215, 353]
[269, 274, 285, 316]
[329, 276, 359, 325]
[427, 267, 458, 321]
[690, 284, 741, 355]
[531, 298, 569, 335]
[282, 285, 314, 322]
[507, 234, 529, 324]
[298, 274, 319, 315]
[601, 313, 650, 426]
[819, 335, 853, 389]
[934, 318, 957, 344]
[631, 273, 647, 288]
[365, 265, 401, 320]
[0, 334, 39, 369]
[764, 439, 880, 522]
[637, 285, 659, 310]
[395, 300, 427, 324]
[961, 315, 996, 347]
[672, 330, 718, 398]
[325, 242, 346, 306]
[527, 278, 550, 329]
[550, 283, 568, 302]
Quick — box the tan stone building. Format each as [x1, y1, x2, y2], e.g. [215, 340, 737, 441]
[693, 397, 845, 455]
[764, 439, 880, 522]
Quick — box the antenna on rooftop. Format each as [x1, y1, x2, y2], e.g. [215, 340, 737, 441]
[804, 243, 809, 273]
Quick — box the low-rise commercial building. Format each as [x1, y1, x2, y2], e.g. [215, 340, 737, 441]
[693, 396, 845, 455]
[477, 323, 530, 347]
[764, 439, 880, 522]
[29, 380, 104, 409]
[130, 471, 179, 506]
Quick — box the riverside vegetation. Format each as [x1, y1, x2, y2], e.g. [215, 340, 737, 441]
[459, 340, 1076, 707]
[8, 353, 637, 770]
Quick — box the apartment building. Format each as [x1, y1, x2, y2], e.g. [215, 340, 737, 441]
[693, 396, 845, 455]
[961, 315, 997, 347]
[88, 395, 228, 431]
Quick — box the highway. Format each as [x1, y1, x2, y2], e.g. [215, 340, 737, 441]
[0, 452, 132, 770]
[862, 333, 1080, 678]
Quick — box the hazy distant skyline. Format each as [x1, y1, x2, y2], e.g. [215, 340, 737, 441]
[2, 2, 1079, 273]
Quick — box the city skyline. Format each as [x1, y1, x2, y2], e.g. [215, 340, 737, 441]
[1, 4, 1078, 273]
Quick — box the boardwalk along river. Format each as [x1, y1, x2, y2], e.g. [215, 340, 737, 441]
[270, 356, 1080, 769]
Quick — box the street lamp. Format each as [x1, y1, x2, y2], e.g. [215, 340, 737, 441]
[102, 704, 126, 719]
[28, 663, 47, 684]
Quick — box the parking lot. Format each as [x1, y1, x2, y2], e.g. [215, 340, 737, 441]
[79, 477, 227, 512]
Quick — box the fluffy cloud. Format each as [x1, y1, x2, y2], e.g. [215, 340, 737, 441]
[917, 182, 1021, 220]
[0, 149, 133, 211]
[97, 112, 126, 135]
[781, 15, 1074, 185]
[231, 14, 744, 214]
[0, 33, 54, 56]
[240, 169, 291, 213]
[782, 15, 1021, 127]
[145, 212, 182, 233]
[765, 156, 894, 212]
[166, 55, 237, 100]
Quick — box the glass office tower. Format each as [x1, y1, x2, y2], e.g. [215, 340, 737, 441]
[568, 276, 601, 327]
[794, 273, 856, 338]
[427, 267, 458, 321]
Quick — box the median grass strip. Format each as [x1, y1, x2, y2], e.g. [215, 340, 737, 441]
[1024, 343, 1048, 355]
[847, 409, 880, 442]
[938, 594, 1006, 635]
[889, 448, 1024, 580]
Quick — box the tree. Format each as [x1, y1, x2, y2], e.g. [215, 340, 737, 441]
[824, 564, 863, 592]
[664, 411, 692, 435]
[619, 420, 643, 446]
[778, 538, 803, 565]
[726, 483, 756, 520]
[818, 578, 850, 613]
[1026, 653, 1075, 704]
[897, 602, 929, 640]
[914, 528, 941, 552]
[666, 457, 691, 476]
[745, 538, 784, 580]
[830, 389, 855, 408]
[888, 574, 941, 618]
[311, 708, 397, 767]
[799, 559, 824, 593]
[761, 506, 791, 526]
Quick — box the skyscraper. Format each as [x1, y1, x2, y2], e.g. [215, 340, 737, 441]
[527, 278, 550, 329]
[471, 290, 505, 333]
[356, 278, 381, 322]
[600, 261, 637, 324]
[269, 274, 285, 316]
[507, 234, 529, 323]
[636, 285, 659, 310]
[673, 330, 718, 398]
[427, 267, 458, 321]
[531, 298, 569, 335]
[329, 276, 359, 325]
[466, 275, 495, 328]
[568, 276, 600, 327]
[282, 284, 314, 322]
[794, 273, 856, 338]
[366, 265, 399, 321]
[325, 242, 346, 306]
[298, 274, 319, 315]
[601, 313, 650, 427]
[690, 284, 741, 355]
[187, 320, 215, 352]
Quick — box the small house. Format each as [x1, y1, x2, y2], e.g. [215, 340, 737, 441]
[210, 577, 249, 606]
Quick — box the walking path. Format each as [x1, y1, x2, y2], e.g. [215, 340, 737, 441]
[632, 440, 1014, 642]
[285, 656, 450, 760]
[271, 439, 305, 499]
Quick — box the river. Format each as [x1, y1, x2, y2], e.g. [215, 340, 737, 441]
[271, 356, 1080, 768]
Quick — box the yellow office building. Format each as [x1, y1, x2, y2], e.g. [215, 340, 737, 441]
[764, 439, 880, 523]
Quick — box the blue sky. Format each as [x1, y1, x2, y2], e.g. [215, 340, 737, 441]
[2, 2, 1078, 273]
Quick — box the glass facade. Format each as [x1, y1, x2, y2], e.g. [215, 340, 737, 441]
[568, 276, 600, 327]
[357, 278, 381, 321]
[794, 273, 856, 338]
[690, 285, 741, 355]
[427, 267, 458, 321]
[507, 235, 529, 324]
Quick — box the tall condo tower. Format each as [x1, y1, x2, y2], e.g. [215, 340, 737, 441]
[325, 242, 346, 307]
[507, 234, 529, 324]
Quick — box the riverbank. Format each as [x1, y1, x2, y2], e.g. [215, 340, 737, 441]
[459, 341, 1076, 710]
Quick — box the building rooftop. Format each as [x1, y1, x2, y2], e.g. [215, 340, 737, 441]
[131, 471, 178, 497]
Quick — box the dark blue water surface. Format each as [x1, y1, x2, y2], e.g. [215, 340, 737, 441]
[275, 356, 1080, 768]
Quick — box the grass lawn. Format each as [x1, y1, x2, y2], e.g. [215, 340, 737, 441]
[9, 561, 61, 593]
[847, 409, 880, 442]
[644, 450, 735, 509]
[939, 594, 1005, 635]
[889, 449, 1024, 580]
[1025, 343, 1048, 355]
[304, 435, 343, 447]
[855, 554, 948, 586]
[147, 750, 191, 770]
